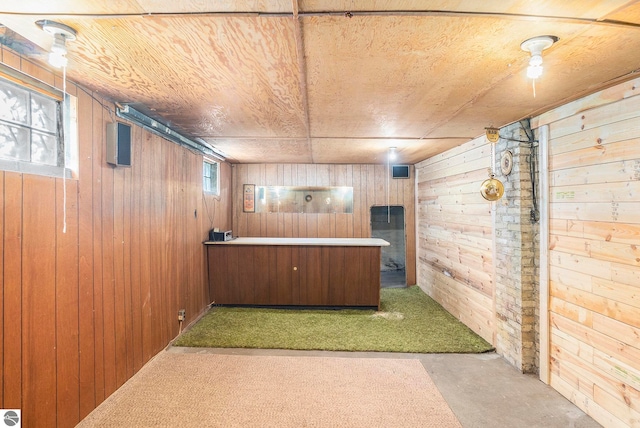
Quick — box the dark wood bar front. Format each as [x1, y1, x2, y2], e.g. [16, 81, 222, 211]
[205, 238, 390, 309]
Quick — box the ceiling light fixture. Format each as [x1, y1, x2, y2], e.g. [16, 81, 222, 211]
[520, 35, 557, 96]
[37, 20, 77, 69]
[388, 147, 397, 161]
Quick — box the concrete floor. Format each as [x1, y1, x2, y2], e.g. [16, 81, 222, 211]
[170, 347, 601, 428]
[380, 269, 406, 288]
[420, 353, 600, 428]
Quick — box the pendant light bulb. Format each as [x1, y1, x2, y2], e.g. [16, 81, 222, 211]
[388, 147, 397, 161]
[37, 20, 77, 69]
[520, 35, 557, 80]
[48, 51, 68, 68]
[526, 53, 543, 79]
[526, 64, 543, 79]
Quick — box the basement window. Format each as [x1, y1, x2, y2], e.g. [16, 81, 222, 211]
[203, 158, 219, 195]
[0, 70, 78, 178]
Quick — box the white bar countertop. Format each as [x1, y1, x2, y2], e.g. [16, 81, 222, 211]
[204, 237, 390, 246]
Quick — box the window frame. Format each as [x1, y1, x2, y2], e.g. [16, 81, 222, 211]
[0, 63, 78, 179]
[203, 157, 220, 196]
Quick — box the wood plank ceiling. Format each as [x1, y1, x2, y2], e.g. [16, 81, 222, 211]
[1, 0, 640, 164]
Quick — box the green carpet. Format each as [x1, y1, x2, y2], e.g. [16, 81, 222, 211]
[174, 286, 494, 353]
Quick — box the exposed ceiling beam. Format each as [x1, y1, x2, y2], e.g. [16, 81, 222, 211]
[2, 10, 640, 29]
[292, 0, 312, 161]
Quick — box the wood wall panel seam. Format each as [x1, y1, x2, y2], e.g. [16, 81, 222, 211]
[91, 96, 106, 406]
[3, 172, 23, 410]
[55, 177, 81, 427]
[22, 174, 57, 426]
[77, 88, 96, 419]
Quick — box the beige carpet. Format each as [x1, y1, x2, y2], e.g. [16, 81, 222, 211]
[78, 352, 462, 427]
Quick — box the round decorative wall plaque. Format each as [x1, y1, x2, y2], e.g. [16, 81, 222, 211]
[501, 150, 513, 176]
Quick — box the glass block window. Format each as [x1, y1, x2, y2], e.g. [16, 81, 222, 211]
[0, 79, 61, 167]
[203, 159, 219, 195]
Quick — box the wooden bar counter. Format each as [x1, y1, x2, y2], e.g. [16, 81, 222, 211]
[204, 237, 390, 309]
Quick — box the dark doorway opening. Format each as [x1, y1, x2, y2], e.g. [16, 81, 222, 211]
[371, 206, 406, 288]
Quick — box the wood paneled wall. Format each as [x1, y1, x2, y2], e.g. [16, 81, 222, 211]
[535, 77, 640, 427]
[0, 49, 231, 427]
[231, 164, 416, 285]
[415, 137, 495, 344]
